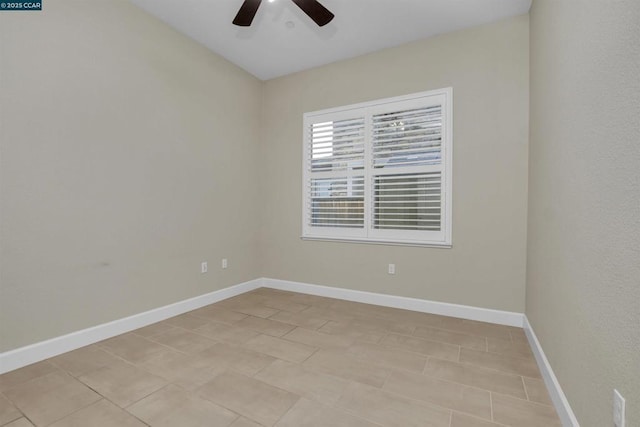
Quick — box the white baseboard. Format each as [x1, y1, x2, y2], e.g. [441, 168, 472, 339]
[523, 316, 579, 427]
[0, 277, 526, 375]
[263, 278, 524, 327]
[0, 279, 262, 374]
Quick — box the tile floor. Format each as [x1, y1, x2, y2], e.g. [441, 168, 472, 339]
[0, 288, 561, 426]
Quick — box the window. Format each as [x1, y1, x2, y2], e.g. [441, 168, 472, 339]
[302, 88, 452, 247]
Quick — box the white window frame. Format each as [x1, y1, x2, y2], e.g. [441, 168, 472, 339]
[302, 88, 453, 248]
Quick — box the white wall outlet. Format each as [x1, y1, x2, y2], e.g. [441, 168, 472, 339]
[388, 263, 396, 275]
[222, 258, 228, 269]
[614, 389, 626, 427]
[201, 261, 208, 274]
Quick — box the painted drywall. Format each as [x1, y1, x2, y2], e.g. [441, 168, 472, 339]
[527, 1, 640, 425]
[260, 16, 530, 312]
[0, 1, 263, 352]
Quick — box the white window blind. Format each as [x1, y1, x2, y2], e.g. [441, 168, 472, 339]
[303, 88, 452, 247]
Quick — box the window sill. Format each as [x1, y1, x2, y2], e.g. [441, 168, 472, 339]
[301, 236, 452, 249]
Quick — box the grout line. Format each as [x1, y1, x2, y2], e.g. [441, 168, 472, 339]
[368, 375, 493, 425]
[490, 391, 494, 421]
[380, 367, 392, 390]
[250, 358, 277, 379]
[22, 413, 41, 427]
[448, 410, 453, 427]
[422, 356, 431, 375]
[315, 319, 330, 330]
[300, 345, 321, 364]
[452, 357, 541, 380]
[490, 390, 563, 408]
[521, 376, 530, 401]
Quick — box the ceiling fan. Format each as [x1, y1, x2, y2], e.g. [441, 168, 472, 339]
[233, 0, 335, 27]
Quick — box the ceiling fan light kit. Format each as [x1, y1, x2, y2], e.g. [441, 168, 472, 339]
[233, 0, 335, 27]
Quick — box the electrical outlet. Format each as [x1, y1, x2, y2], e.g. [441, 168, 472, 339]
[222, 258, 228, 269]
[614, 389, 625, 427]
[201, 262, 208, 274]
[388, 263, 396, 275]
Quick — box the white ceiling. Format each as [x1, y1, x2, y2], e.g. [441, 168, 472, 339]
[130, 0, 531, 81]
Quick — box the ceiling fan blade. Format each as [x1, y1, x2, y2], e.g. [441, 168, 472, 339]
[291, 0, 334, 27]
[233, 0, 262, 26]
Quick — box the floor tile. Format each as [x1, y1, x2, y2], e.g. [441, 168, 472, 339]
[383, 369, 492, 420]
[0, 393, 22, 425]
[509, 328, 529, 343]
[336, 381, 451, 427]
[491, 393, 562, 426]
[302, 349, 391, 388]
[216, 294, 263, 307]
[48, 399, 146, 427]
[391, 311, 448, 328]
[288, 294, 336, 309]
[128, 384, 237, 427]
[268, 311, 328, 330]
[0, 290, 555, 427]
[423, 358, 527, 399]
[189, 306, 248, 324]
[349, 316, 415, 336]
[275, 398, 378, 427]
[320, 311, 413, 336]
[230, 305, 280, 319]
[242, 334, 316, 363]
[259, 297, 309, 313]
[131, 322, 176, 338]
[248, 288, 296, 298]
[3, 371, 100, 426]
[317, 321, 385, 343]
[450, 412, 504, 427]
[0, 362, 58, 392]
[197, 342, 275, 377]
[523, 377, 554, 406]
[50, 345, 121, 377]
[329, 300, 390, 319]
[230, 417, 263, 427]
[193, 321, 261, 345]
[217, 296, 280, 318]
[254, 359, 349, 406]
[198, 371, 299, 427]
[379, 333, 460, 360]
[235, 316, 296, 337]
[300, 307, 356, 324]
[4, 418, 35, 427]
[346, 342, 427, 373]
[459, 348, 542, 378]
[413, 326, 487, 351]
[162, 313, 210, 330]
[436, 318, 513, 340]
[97, 333, 171, 364]
[487, 337, 535, 360]
[78, 360, 166, 407]
[282, 327, 354, 349]
[135, 349, 221, 391]
[148, 328, 217, 353]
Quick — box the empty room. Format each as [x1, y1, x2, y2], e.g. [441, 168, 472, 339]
[0, 0, 638, 426]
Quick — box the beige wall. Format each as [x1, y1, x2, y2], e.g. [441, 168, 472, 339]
[260, 16, 530, 312]
[527, 1, 640, 425]
[0, 1, 263, 351]
[0, 7, 530, 354]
